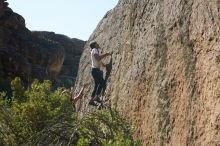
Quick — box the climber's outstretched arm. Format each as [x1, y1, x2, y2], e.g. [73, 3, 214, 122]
[73, 86, 84, 103]
[72, 83, 89, 103]
[94, 53, 111, 61]
[101, 61, 106, 67]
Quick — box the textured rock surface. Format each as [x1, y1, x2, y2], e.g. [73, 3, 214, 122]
[0, 0, 85, 83]
[75, 0, 220, 145]
[32, 31, 86, 84]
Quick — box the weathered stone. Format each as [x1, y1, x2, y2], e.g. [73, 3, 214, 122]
[0, 1, 85, 83]
[75, 0, 220, 145]
[32, 31, 86, 82]
[0, 0, 5, 18]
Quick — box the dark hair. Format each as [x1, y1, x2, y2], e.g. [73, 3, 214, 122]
[89, 41, 97, 49]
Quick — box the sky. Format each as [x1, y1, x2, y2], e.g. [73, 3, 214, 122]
[9, 0, 118, 41]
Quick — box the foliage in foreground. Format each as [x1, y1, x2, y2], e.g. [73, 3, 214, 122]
[0, 77, 139, 146]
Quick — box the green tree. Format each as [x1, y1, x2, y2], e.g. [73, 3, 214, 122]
[11, 77, 25, 103]
[0, 78, 139, 146]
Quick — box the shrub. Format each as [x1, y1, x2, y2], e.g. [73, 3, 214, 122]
[0, 77, 139, 146]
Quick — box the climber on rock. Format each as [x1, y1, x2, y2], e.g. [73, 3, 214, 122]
[89, 41, 111, 106]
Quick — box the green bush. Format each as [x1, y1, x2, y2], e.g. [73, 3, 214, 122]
[76, 110, 140, 146]
[0, 77, 139, 146]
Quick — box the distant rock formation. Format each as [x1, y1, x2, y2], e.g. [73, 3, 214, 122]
[75, 0, 220, 145]
[0, 0, 85, 85]
[32, 31, 86, 85]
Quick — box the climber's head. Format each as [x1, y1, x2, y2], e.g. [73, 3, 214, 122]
[90, 41, 100, 49]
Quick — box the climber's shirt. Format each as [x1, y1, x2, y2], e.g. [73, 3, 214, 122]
[91, 48, 101, 68]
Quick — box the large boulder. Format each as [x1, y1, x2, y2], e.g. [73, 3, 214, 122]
[0, 1, 85, 84]
[32, 31, 86, 85]
[75, 0, 220, 145]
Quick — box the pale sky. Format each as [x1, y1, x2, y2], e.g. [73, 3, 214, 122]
[9, 0, 118, 40]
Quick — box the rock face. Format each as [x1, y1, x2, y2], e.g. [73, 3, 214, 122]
[0, 0, 85, 83]
[32, 31, 86, 84]
[75, 0, 220, 145]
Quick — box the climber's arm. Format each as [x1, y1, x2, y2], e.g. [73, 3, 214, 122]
[101, 61, 106, 67]
[94, 53, 111, 61]
[73, 87, 84, 103]
[72, 83, 90, 103]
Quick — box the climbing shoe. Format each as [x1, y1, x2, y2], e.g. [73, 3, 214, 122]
[89, 100, 98, 106]
[93, 97, 102, 103]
